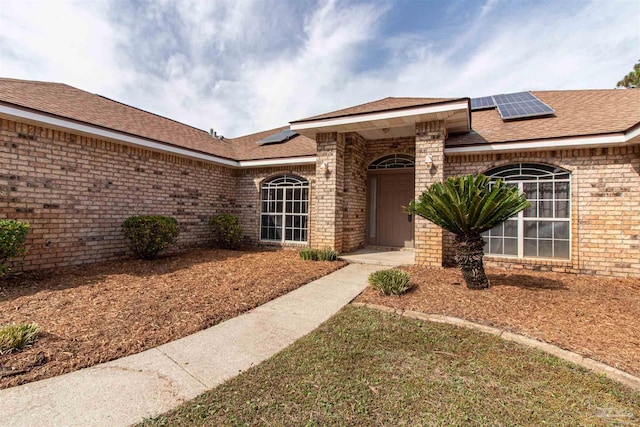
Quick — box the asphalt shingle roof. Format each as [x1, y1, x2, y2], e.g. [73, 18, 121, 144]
[0, 78, 241, 159]
[292, 96, 460, 122]
[2, 78, 638, 160]
[447, 89, 640, 147]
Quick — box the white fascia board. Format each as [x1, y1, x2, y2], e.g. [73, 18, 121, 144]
[444, 132, 638, 155]
[238, 156, 317, 167]
[2, 104, 322, 169]
[626, 124, 640, 141]
[290, 101, 469, 131]
[0, 104, 238, 167]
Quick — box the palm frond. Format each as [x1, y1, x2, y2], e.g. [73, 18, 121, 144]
[406, 174, 530, 236]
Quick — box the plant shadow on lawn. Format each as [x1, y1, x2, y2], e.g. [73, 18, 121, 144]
[0, 248, 247, 302]
[487, 273, 568, 290]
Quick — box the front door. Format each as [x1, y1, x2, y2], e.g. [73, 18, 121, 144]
[368, 170, 415, 247]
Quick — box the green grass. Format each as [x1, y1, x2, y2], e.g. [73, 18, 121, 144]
[141, 306, 639, 426]
[0, 322, 39, 354]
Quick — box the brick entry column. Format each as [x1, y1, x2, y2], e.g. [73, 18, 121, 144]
[414, 121, 446, 267]
[312, 132, 345, 252]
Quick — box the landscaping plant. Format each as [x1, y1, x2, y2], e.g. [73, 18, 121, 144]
[406, 174, 529, 290]
[299, 248, 338, 261]
[0, 219, 30, 277]
[122, 215, 179, 260]
[0, 323, 39, 354]
[368, 269, 411, 296]
[210, 214, 242, 249]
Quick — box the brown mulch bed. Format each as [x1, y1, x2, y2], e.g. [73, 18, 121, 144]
[356, 266, 640, 377]
[0, 249, 346, 389]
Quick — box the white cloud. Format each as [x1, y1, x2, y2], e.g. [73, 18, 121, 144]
[1, 0, 638, 137]
[0, 0, 134, 95]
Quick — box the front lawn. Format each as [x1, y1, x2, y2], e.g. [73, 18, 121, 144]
[142, 306, 639, 426]
[0, 249, 345, 388]
[357, 266, 640, 377]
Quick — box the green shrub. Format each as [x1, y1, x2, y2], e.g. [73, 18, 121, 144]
[0, 219, 30, 277]
[209, 214, 242, 249]
[368, 269, 411, 296]
[299, 248, 339, 261]
[0, 323, 39, 354]
[122, 215, 179, 260]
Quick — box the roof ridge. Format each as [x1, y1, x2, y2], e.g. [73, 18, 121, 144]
[94, 94, 212, 136]
[226, 125, 290, 140]
[0, 77, 68, 86]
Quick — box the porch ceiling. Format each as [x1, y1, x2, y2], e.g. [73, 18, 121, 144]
[290, 100, 470, 140]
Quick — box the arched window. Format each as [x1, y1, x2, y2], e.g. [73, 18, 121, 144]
[260, 175, 309, 243]
[368, 154, 415, 170]
[482, 163, 570, 259]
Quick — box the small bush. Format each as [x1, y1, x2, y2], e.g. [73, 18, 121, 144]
[368, 269, 411, 296]
[122, 215, 179, 260]
[210, 214, 242, 249]
[0, 323, 39, 355]
[0, 219, 30, 277]
[299, 248, 339, 261]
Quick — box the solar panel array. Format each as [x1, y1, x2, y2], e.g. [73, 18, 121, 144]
[470, 91, 555, 120]
[493, 92, 555, 119]
[470, 96, 495, 110]
[257, 129, 298, 145]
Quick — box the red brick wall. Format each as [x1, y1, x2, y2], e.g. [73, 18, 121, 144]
[311, 132, 345, 251]
[444, 145, 640, 277]
[1, 119, 235, 270]
[342, 133, 367, 252]
[414, 121, 446, 267]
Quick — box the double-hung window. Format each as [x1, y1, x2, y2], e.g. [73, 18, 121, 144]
[482, 163, 571, 259]
[260, 175, 309, 243]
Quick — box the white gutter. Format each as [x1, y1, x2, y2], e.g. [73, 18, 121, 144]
[0, 104, 316, 168]
[238, 157, 316, 167]
[445, 129, 640, 154]
[290, 101, 469, 131]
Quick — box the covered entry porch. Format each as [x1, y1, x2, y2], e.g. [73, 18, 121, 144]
[290, 97, 471, 267]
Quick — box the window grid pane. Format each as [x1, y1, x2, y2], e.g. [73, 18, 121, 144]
[484, 164, 570, 260]
[260, 175, 309, 243]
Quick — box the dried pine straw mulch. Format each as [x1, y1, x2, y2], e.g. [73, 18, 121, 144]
[0, 249, 346, 389]
[356, 266, 640, 377]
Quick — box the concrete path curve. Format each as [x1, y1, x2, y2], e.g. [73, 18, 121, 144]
[0, 263, 385, 427]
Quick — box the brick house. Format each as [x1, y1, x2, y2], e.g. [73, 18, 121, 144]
[1, 78, 639, 277]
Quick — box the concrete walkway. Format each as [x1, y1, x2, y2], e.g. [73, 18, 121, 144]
[0, 263, 386, 427]
[340, 248, 415, 266]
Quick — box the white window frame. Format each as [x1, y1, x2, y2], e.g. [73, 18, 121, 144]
[483, 163, 571, 260]
[260, 175, 309, 244]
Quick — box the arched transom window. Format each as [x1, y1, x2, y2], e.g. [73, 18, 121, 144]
[482, 163, 570, 259]
[368, 154, 415, 170]
[260, 175, 309, 243]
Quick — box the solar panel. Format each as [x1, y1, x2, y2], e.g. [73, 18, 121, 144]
[470, 96, 495, 110]
[492, 92, 555, 120]
[257, 129, 298, 145]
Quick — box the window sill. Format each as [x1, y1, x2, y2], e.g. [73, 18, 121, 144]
[484, 255, 572, 267]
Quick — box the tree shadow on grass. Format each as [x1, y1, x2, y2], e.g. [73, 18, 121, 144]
[0, 248, 250, 302]
[488, 273, 568, 290]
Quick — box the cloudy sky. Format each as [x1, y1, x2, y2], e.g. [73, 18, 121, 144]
[1, 0, 639, 137]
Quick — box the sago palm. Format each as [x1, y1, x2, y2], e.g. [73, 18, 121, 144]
[406, 174, 529, 290]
